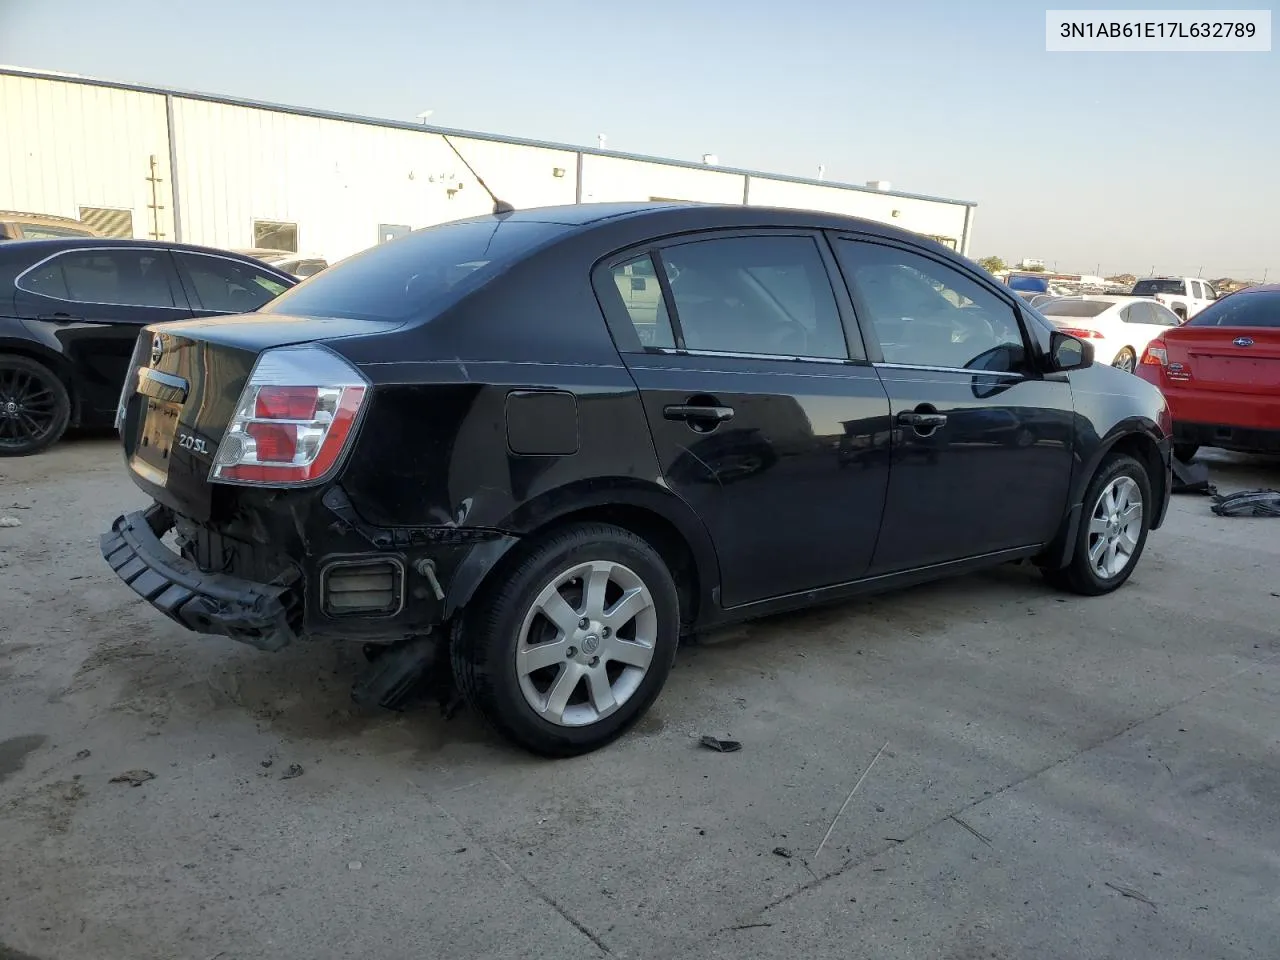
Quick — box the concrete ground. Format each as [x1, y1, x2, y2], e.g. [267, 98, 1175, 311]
[1, 436, 1277, 960]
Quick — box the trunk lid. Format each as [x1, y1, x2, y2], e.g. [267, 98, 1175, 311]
[119, 313, 399, 521]
[1163, 326, 1280, 393]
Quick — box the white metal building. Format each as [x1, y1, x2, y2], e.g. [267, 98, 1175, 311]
[0, 67, 977, 263]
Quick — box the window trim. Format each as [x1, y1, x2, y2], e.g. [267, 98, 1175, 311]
[172, 250, 297, 313]
[591, 227, 869, 364]
[827, 231, 1039, 376]
[14, 245, 188, 310]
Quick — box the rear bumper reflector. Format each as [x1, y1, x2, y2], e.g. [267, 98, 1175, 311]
[99, 505, 299, 652]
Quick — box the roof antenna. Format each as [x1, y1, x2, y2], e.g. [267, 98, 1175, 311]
[440, 133, 514, 216]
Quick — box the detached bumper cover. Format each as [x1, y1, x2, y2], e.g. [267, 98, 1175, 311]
[99, 505, 299, 651]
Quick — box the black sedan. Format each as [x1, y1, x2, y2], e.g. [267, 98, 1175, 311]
[0, 238, 297, 455]
[99, 203, 1173, 756]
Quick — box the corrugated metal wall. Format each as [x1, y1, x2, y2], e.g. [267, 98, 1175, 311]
[0, 74, 174, 240]
[1, 71, 974, 261]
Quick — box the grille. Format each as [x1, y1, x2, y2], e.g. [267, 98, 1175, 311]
[322, 560, 404, 617]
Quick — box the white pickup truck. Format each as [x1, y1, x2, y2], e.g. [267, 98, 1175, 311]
[1129, 276, 1219, 321]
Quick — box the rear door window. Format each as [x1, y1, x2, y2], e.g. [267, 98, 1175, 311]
[17, 248, 182, 308]
[656, 234, 849, 359]
[609, 254, 676, 349]
[175, 253, 292, 312]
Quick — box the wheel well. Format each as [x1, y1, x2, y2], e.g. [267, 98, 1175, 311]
[0, 345, 79, 423]
[1108, 432, 1166, 507]
[518, 504, 702, 630]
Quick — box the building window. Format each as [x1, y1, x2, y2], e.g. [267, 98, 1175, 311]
[78, 206, 135, 239]
[377, 224, 411, 244]
[253, 219, 298, 253]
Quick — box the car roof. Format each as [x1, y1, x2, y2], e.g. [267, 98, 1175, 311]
[0, 237, 299, 278]
[451, 201, 954, 249]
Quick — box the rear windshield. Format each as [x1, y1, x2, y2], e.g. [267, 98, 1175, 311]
[1185, 291, 1280, 327]
[1038, 299, 1112, 318]
[1131, 279, 1183, 296]
[260, 218, 568, 321]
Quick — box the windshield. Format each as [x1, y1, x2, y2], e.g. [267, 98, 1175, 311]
[1038, 300, 1113, 318]
[261, 218, 569, 321]
[1131, 279, 1184, 296]
[1007, 275, 1049, 292]
[1185, 290, 1280, 328]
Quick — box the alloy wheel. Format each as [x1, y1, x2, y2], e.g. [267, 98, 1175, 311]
[1087, 476, 1143, 579]
[0, 364, 61, 452]
[515, 559, 658, 727]
[1112, 350, 1136, 374]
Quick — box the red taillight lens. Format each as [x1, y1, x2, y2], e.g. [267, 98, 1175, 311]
[210, 345, 368, 486]
[246, 421, 298, 463]
[255, 386, 320, 420]
[1057, 326, 1106, 339]
[1141, 340, 1168, 366]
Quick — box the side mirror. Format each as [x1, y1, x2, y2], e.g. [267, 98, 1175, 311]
[1049, 331, 1093, 371]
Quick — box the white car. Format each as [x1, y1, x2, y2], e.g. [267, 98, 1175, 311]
[1034, 295, 1182, 373]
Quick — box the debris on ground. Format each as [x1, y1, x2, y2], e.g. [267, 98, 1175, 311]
[1105, 880, 1157, 910]
[280, 763, 304, 780]
[347, 861, 362, 871]
[729, 921, 773, 931]
[109, 769, 155, 787]
[0, 517, 22, 528]
[699, 736, 742, 753]
[74, 749, 91, 761]
[771, 846, 792, 858]
[813, 740, 889, 859]
[1211, 489, 1280, 518]
[260, 759, 273, 768]
[1171, 457, 1216, 495]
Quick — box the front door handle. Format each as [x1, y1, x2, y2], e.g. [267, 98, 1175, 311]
[663, 404, 735, 424]
[897, 411, 947, 429]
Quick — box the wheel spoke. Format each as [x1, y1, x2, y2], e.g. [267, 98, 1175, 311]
[1104, 539, 1120, 576]
[1088, 516, 1109, 535]
[542, 663, 584, 722]
[1088, 535, 1107, 565]
[603, 586, 649, 632]
[1121, 502, 1141, 524]
[582, 562, 613, 620]
[609, 637, 654, 670]
[585, 668, 617, 716]
[1118, 528, 1139, 551]
[536, 590, 582, 637]
[518, 638, 568, 674]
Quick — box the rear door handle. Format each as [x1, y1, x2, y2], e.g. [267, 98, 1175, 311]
[37, 312, 82, 323]
[897, 411, 947, 429]
[664, 404, 735, 424]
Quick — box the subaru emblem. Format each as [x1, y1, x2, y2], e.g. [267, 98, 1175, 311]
[1233, 337, 1254, 347]
[150, 334, 164, 365]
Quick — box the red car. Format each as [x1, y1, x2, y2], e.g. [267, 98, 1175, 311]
[1137, 284, 1280, 460]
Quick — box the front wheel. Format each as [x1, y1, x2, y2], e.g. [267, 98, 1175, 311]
[1042, 452, 1151, 596]
[1111, 348, 1137, 374]
[451, 522, 680, 756]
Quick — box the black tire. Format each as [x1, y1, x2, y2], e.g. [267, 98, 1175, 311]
[1173, 443, 1199, 463]
[1111, 348, 1137, 374]
[0, 354, 71, 457]
[1042, 452, 1152, 596]
[450, 522, 680, 757]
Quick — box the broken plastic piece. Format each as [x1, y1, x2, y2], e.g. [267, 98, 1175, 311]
[699, 735, 742, 753]
[1211, 489, 1280, 518]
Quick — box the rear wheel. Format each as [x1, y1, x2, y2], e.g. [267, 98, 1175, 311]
[0, 355, 71, 457]
[451, 522, 679, 756]
[1173, 443, 1199, 462]
[1043, 453, 1151, 596]
[1111, 347, 1136, 374]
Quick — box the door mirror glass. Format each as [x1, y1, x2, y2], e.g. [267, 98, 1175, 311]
[1049, 331, 1093, 371]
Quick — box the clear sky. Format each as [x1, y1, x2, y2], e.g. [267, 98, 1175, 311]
[1, 0, 1276, 278]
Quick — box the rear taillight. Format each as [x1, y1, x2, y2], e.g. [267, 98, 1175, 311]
[1141, 340, 1168, 366]
[1057, 326, 1106, 340]
[210, 344, 368, 486]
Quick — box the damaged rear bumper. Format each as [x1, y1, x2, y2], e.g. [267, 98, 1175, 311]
[99, 505, 299, 651]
